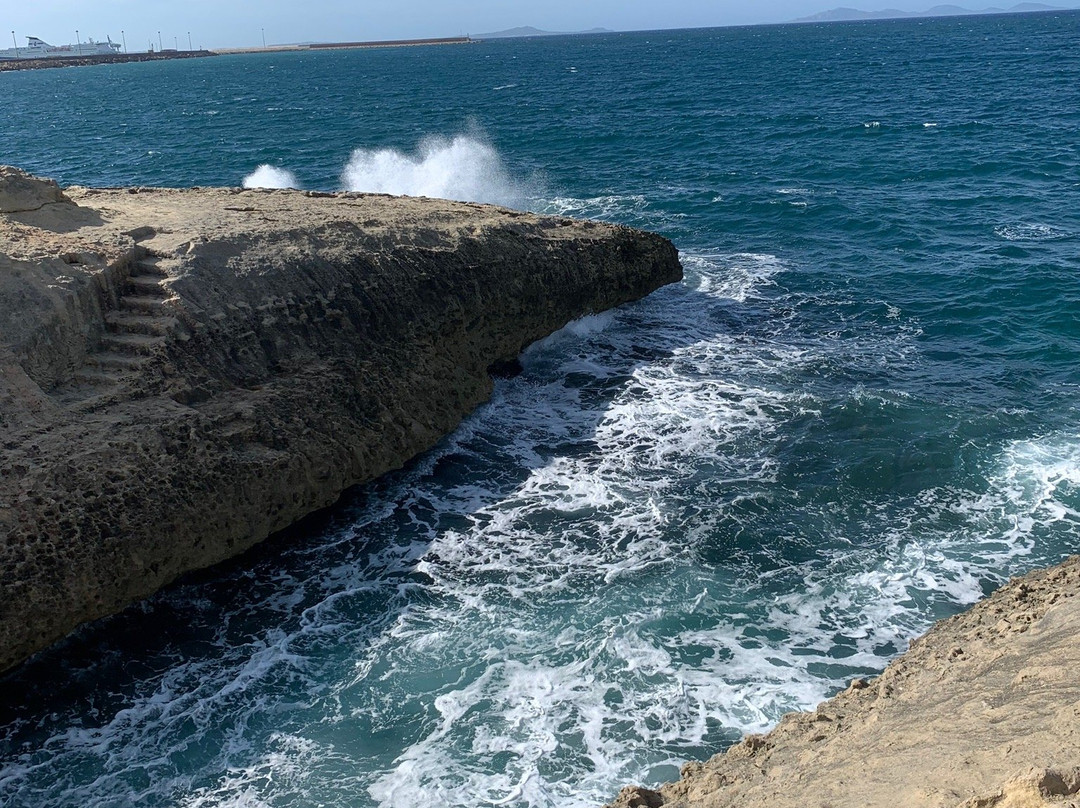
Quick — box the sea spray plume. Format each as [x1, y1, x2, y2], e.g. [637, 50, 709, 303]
[242, 165, 299, 189]
[340, 134, 529, 208]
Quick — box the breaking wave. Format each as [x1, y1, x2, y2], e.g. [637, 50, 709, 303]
[242, 164, 299, 189]
[240, 135, 535, 207]
[340, 134, 532, 208]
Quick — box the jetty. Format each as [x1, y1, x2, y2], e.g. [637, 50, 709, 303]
[0, 49, 215, 72]
[213, 36, 473, 55]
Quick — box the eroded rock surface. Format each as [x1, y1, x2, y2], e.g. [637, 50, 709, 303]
[0, 168, 682, 673]
[609, 555, 1080, 808]
[0, 166, 70, 213]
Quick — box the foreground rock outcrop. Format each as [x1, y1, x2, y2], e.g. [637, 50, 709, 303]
[610, 555, 1080, 808]
[0, 167, 682, 673]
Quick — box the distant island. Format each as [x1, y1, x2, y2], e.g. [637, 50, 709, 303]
[473, 26, 614, 39]
[794, 2, 1069, 22]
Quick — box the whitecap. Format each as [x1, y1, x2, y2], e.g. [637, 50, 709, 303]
[993, 222, 1069, 241]
[542, 194, 649, 221]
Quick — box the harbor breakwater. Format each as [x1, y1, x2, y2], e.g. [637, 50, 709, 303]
[0, 166, 681, 673]
[0, 50, 216, 72]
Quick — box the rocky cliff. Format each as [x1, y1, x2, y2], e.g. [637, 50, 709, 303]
[610, 555, 1080, 808]
[0, 166, 682, 674]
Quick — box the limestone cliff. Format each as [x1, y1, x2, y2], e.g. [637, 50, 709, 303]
[0, 167, 682, 674]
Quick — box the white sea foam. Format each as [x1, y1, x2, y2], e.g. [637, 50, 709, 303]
[356, 252, 826, 804]
[957, 434, 1080, 551]
[541, 311, 616, 342]
[340, 134, 532, 208]
[543, 194, 649, 221]
[241, 164, 299, 189]
[179, 734, 329, 808]
[994, 222, 1069, 241]
[355, 256, 1076, 807]
[682, 252, 782, 302]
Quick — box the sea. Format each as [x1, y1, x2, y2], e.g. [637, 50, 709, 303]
[2, 12, 1079, 808]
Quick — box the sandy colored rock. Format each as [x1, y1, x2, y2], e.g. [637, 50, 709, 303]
[958, 767, 1080, 808]
[0, 166, 70, 213]
[608, 556, 1080, 808]
[0, 168, 682, 673]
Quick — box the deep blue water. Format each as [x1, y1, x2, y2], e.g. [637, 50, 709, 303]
[2, 13, 1080, 808]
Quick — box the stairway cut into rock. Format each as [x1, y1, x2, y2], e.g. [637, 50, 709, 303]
[59, 255, 180, 411]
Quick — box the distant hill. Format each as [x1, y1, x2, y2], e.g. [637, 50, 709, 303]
[474, 26, 613, 39]
[794, 3, 1064, 22]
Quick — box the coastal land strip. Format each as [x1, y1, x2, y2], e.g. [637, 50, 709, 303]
[0, 166, 681, 674]
[214, 36, 473, 55]
[610, 554, 1080, 808]
[0, 37, 473, 71]
[0, 50, 216, 73]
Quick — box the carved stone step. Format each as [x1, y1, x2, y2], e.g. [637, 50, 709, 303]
[125, 275, 168, 296]
[119, 294, 169, 313]
[54, 387, 124, 413]
[99, 333, 167, 355]
[73, 368, 126, 386]
[84, 351, 152, 370]
[134, 257, 170, 277]
[105, 311, 179, 337]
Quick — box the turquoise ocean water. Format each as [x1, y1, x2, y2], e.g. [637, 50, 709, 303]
[2, 13, 1080, 807]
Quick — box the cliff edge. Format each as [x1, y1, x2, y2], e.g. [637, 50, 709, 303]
[610, 555, 1080, 808]
[0, 167, 682, 674]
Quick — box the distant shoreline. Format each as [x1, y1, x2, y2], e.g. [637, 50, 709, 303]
[792, 2, 1072, 24]
[0, 36, 473, 72]
[213, 36, 473, 55]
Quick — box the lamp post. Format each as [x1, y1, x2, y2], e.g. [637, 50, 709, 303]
[158, 31, 162, 52]
[10, 31, 18, 59]
[75, 29, 82, 56]
[174, 36, 178, 50]
[261, 28, 266, 49]
[188, 32, 192, 51]
[121, 30, 126, 53]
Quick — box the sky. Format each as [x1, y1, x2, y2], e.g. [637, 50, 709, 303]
[4, 0, 1080, 51]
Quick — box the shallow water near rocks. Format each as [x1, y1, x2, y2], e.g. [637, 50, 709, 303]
[2, 13, 1080, 808]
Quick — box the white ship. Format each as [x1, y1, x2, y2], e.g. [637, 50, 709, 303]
[0, 36, 122, 60]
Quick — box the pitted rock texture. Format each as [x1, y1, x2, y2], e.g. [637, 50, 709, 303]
[0, 169, 682, 673]
[608, 555, 1080, 808]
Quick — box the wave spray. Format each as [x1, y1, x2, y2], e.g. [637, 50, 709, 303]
[340, 134, 529, 208]
[242, 165, 299, 189]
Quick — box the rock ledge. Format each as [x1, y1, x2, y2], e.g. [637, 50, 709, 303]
[0, 168, 682, 673]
